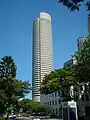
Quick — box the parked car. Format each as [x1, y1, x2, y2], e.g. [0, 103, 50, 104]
[8, 114, 16, 119]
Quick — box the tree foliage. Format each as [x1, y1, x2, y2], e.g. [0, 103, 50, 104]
[73, 37, 90, 83]
[41, 36, 90, 101]
[18, 99, 48, 115]
[58, 0, 90, 11]
[0, 56, 31, 114]
[41, 68, 74, 101]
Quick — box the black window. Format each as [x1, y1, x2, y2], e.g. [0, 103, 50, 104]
[58, 99, 61, 104]
[52, 93, 54, 97]
[56, 108, 57, 114]
[58, 91, 60, 96]
[53, 109, 54, 114]
[59, 108, 61, 117]
[50, 101, 51, 105]
[52, 101, 54, 105]
[55, 92, 57, 97]
[55, 100, 57, 105]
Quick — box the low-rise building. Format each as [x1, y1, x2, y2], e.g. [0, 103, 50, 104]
[40, 91, 62, 117]
[40, 54, 90, 117]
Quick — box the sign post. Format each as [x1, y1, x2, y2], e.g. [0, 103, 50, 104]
[62, 100, 78, 120]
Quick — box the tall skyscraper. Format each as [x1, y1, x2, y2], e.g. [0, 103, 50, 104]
[77, 37, 86, 51]
[88, 13, 90, 34]
[32, 12, 52, 102]
[77, 14, 90, 51]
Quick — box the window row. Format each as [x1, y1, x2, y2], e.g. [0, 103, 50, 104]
[46, 91, 61, 99]
[46, 99, 61, 106]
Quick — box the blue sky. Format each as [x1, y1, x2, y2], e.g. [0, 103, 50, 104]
[0, 0, 88, 98]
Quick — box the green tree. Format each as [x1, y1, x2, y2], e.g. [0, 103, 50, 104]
[0, 56, 17, 106]
[58, 0, 90, 11]
[12, 80, 31, 113]
[72, 36, 90, 85]
[18, 99, 48, 115]
[41, 36, 90, 102]
[31, 102, 48, 114]
[0, 56, 16, 113]
[41, 68, 74, 101]
[0, 56, 31, 114]
[18, 99, 32, 113]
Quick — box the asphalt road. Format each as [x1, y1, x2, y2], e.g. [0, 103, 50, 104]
[16, 116, 61, 120]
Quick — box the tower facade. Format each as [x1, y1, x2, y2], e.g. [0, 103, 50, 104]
[32, 12, 52, 102]
[77, 37, 86, 51]
[77, 14, 90, 51]
[88, 13, 90, 34]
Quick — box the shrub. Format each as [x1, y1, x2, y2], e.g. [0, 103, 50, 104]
[0, 116, 5, 120]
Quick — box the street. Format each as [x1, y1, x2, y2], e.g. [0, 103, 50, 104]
[16, 116, 61, 120]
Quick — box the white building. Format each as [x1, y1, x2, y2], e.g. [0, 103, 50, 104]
[32, 12, 53, 102]
[77, 37, 86, 51]
[64, 57, 77, 68]
[40, 91, 62, 117]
